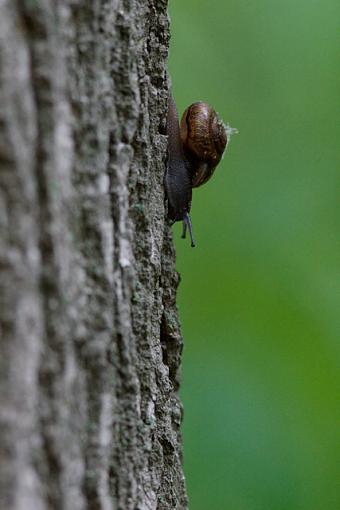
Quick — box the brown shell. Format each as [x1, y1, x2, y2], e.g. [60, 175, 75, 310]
[180, 102, 227, 187]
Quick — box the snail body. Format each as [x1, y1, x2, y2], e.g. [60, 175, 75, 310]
[165, 92, 236, 247]
[165, 94, 195, 246]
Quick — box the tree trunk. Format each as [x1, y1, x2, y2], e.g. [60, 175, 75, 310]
[0, 1, 187, 509]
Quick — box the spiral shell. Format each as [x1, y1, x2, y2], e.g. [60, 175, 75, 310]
[180, 102, 235, 187]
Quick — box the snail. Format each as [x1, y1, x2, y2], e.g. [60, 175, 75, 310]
[165, 92, 237, 247]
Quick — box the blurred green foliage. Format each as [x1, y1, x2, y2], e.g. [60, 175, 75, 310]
[168, 1, 339, 509]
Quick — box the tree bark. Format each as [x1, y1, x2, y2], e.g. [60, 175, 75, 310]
[0, 1, 187, 509]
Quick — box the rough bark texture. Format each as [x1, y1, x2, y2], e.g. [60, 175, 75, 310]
[0, 1, 187, 509]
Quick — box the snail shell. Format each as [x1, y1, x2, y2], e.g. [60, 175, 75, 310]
[180, 102, 233, 188]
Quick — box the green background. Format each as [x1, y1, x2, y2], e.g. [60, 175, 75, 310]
[168, 1, 339, 509]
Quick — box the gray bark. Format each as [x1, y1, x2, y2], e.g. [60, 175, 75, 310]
[0, 1, 187, 509]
